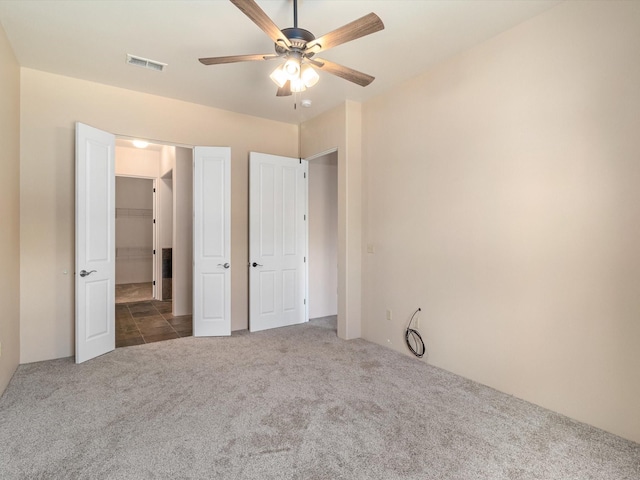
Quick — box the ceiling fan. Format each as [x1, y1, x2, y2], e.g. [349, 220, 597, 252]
[199, 0, 384, 96]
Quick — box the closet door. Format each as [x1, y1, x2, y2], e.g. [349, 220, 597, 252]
[193, 147, 231, 336]
[75, 122, 116, 363]
[249, 152, 308, 332]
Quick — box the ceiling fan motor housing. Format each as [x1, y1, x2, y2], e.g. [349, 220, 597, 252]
[276, 27, 316, 56]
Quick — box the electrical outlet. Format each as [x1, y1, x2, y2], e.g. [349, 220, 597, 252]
[386, 309, 392, 321]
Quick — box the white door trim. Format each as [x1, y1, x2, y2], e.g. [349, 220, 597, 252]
[304, 147, 338, 162]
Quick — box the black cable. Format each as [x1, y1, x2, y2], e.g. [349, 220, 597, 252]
[405, 308, 425, 358]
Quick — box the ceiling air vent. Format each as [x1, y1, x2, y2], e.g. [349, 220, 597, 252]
[126, 54, 167, 72]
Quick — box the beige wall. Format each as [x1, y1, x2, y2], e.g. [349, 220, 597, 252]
[308, 153, 338, 319]
[361, 1, 640, 443]
[115, 145, 161, 178]
[19, 68, 297, 363]
[160, 144, 174, 178]
[0, 23, 20, 395]
[172, 147, 193, 316]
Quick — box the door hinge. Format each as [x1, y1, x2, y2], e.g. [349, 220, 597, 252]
[299, 158, 302, 164]
[153, 219, 156, 224]
[304, 299, 306, 305]
[303, 214, 306, 221]
[153, 281, 156, 286]
[304, 172, 306, 179]
[153, 188, 156, 193]
[153, 249, 156, 255]
[304, 256, 306, 263]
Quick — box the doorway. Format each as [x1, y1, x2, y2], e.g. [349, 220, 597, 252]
[112, 140, 192, 347]
[75, 123, 231, 362]
[308, 151, 338, 330]
[114, 176, 155, 304]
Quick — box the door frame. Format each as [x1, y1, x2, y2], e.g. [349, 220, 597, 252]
[304, 148, 338, 320]
[305, 148, 337, 323]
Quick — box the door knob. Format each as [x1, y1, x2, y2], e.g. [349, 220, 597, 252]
[217, 263, 230, 269]
[79, 269, 96, 277]
[251, 262, 263, 267]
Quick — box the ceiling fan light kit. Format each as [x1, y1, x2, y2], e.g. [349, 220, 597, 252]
[300, 64, 319, 88]
[269, 65, 288, 88]
[283, 54, 301, 76]
[290, 77, 306, 93]
[199, 0, 384, 98]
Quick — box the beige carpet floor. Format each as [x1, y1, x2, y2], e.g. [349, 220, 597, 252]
[0, 317, 638, 479]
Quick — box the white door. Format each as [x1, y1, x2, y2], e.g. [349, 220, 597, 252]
[193, 147, 231, 336]
[75, 123, 116, 363]
[249, 152, 308, 332]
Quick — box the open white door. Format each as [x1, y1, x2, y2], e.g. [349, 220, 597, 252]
[75, 123, 116, 363]
[193, 147, 231, 336]
[249, 152, 308, 332]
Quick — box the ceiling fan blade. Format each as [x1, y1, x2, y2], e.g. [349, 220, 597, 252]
[314, 58, 375, 87]
[199, 54, 278, 65]
[276, 80, 292, 97]
[305, 13, 384, 54]
[230, 0, 292, 49]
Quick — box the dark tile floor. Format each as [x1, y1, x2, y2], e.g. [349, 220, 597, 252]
[116, 300, 192, 348]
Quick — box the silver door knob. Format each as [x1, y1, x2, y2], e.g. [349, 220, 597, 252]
[251, 262, 263, 267]
[217, 263, 230, 269]
[79, 269, 96, 277]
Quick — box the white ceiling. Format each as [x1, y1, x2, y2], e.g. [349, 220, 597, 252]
[0, 0, 561, 124]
